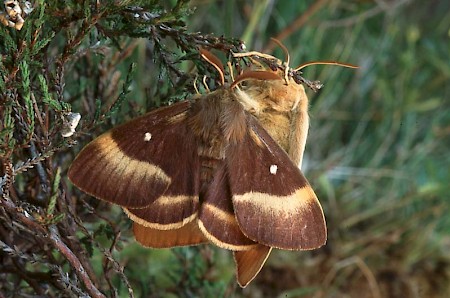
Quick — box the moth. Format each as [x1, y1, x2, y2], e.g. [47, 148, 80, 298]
[68, 48, 344, 287]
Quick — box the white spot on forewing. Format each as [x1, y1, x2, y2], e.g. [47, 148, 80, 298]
[144, 132, 152, 141]
[97, 132, 170, 184]
[270, 164, 278, 175]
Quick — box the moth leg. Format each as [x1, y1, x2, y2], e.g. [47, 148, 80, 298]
[269, 38, 291, 83]
[227, 61, 236, 82]
[202, 76, 210, 92]
[193, 75, 201, 95]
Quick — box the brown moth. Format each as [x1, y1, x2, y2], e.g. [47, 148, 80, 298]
[68, 49, 330, 287]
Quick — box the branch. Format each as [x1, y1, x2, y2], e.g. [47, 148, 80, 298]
[48, 226, 107, 298]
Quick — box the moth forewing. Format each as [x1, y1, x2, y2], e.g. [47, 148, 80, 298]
[226, 116, 326, 250]
[228, 74, 326, 285]
[68, 100, 200, 209]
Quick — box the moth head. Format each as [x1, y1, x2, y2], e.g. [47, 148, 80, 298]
[228, 40, 308, 113]
[231, 38, 359, 92]
[232, 71, 307, 114]
[198, 48, 286, 97]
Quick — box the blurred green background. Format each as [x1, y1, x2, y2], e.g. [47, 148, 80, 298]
[122, 1, 449, 297]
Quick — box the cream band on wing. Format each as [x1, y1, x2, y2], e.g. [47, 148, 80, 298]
[150, 194, 199, 207]
[232, 185, 326, 250]
[198, 203, 257, 251]
[123, 195, 199, 230]
[123, 208, 197, 230]
[202, 203, 235, 222]
[96, 132, 171, 185]
[233, 186, 320, 216]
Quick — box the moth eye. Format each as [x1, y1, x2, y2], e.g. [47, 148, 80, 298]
[144, 132, 152, 141]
